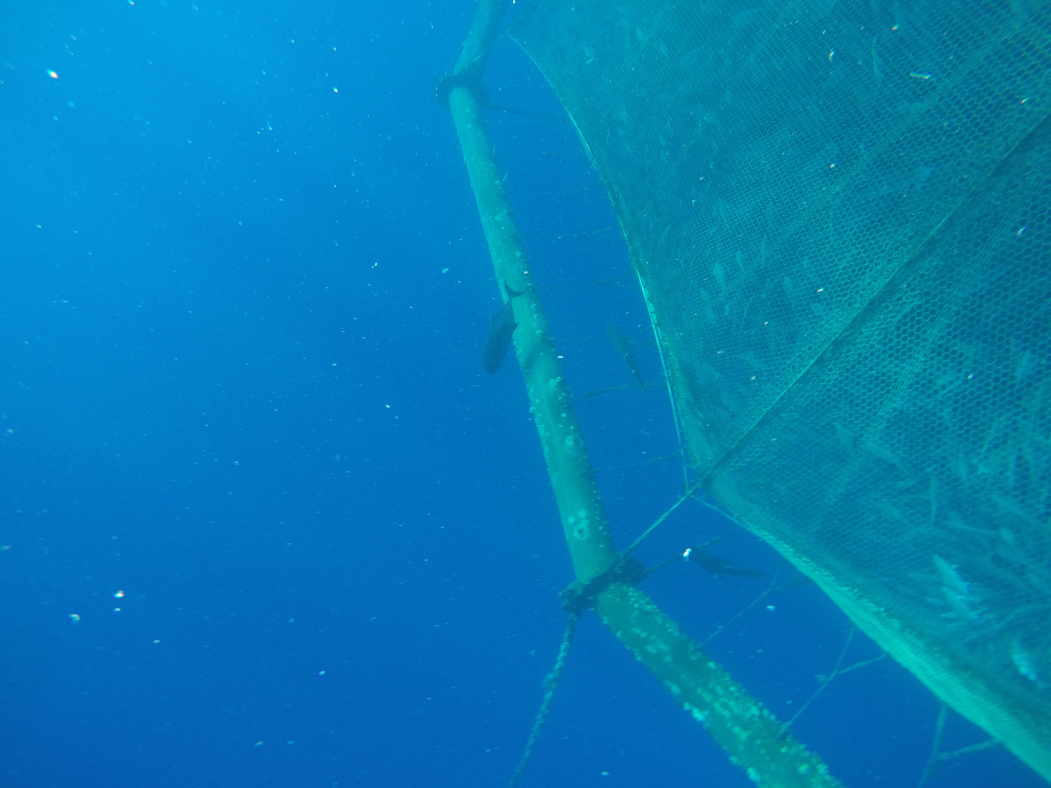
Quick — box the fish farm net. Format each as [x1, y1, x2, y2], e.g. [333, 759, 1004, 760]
[511, 0, 1051, 779]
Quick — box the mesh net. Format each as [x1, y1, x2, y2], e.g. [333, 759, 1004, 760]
[512, 0, 1051, 779]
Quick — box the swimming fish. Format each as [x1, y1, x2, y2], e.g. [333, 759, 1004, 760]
[1010, 637, 1045, 687]
[933, 554, 970, 598]
[482, 282, 525, 374]
[605, 323, 645, 389]
[871, 35, 883, 82]
[933, 554, 982, 622]
[683, 547, 764, 578]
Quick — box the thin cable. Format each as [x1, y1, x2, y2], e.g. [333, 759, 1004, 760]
[704, 562, 786, 644]
[572, 378, 663, 404]
[934, 739, 1000, 763]
[637, 270, 691, 491]
[687, 489, 749, 529]
[914, 708, 1001, 788]
[592, 452, 679, 474]
[622, 484, 698, 558]
[779, 627, 857, 737]
[915, 703, 948, 788]
[506, 613, 580, 788]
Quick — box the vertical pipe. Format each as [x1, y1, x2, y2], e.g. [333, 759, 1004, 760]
[447, 80, 617, 583]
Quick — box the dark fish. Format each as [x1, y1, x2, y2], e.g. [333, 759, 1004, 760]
[683, 547, 764, 578]
[482, 282, 525, 374]
[605, 323, 645, 389]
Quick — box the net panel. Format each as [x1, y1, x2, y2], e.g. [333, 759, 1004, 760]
[512, 0, 1051, 779]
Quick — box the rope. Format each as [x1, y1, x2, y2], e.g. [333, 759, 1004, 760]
[506, 612, 581, 788]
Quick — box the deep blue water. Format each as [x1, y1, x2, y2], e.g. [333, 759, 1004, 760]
[0, 2, 1044, 787]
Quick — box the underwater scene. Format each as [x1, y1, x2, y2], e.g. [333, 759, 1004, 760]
[2, 1, 1049, 786]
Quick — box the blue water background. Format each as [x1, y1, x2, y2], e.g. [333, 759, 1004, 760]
[0, 2, 1043, 787]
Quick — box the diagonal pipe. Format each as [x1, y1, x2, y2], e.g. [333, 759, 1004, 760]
[444, 1, 844, 784]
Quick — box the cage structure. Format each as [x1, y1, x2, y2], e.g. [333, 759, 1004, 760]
[444, 0, 1051, 783]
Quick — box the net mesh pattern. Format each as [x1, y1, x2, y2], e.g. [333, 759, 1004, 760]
[513, 0, 1051, 777]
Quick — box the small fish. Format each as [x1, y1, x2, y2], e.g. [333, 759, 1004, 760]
[1010, 637, 1045, 687]
[605, 323, 646, 389]
[933, 554, 970, 598]
[941, 585, 981, 623]
[482, 282, 525, 374]
[871, 35, 883, 82]
[683, 547, 764, 578]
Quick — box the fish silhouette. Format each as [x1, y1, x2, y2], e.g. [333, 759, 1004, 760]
[684, 547, 764, 578]
[482, 282, 525, 374]
[605, 323, 646, 390]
